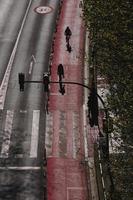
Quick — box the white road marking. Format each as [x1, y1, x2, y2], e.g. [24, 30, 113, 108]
[0, 0, 33, 110]
[72, 113, 77, 159]
[83, 104, 89, 159]
[0, 166, 41, 170]
[45, 113, 53, 157]
[31, 54, 36, 63]
[72, 112, 80, 159]
[0, 110, 14, 158]
[29, 61, 33, 74]
[30, 110, 40, 158]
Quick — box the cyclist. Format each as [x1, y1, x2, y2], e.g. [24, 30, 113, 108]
[57, 64, 64, 81]
[64, 26, 72, 43]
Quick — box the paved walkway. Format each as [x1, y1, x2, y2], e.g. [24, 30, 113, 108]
[45, 1, 96, 200]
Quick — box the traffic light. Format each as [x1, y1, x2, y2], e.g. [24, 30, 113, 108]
[43, 73, 49, 92]
[87, 87, 98, 127]
[18, 73, 25, 91]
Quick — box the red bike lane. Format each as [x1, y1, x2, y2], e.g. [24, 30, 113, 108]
[46, 1, 89, 199]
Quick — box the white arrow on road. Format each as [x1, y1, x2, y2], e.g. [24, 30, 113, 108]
[29, 55, 36, 74]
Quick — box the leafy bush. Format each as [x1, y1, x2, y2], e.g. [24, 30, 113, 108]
[83, 0, 133, 199]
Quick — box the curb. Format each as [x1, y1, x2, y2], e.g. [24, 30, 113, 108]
[83, 31, 99, 200]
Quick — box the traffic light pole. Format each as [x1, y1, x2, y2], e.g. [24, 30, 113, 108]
[23, 79, 109, 158]
[24, 80, 108, 116]
[24, 80, 106, 109]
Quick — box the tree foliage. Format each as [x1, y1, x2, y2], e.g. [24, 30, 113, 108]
[83, 0, 133, 199]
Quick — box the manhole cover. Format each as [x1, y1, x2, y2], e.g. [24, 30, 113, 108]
[34, 6, 53, 14]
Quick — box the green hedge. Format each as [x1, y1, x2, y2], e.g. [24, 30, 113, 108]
[83, 1, 133, 199]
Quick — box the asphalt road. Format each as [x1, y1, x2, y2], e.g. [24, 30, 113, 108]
[0, 0, 60, 199]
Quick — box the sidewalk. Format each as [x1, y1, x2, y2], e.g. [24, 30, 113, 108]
[45, 1, 96, 199]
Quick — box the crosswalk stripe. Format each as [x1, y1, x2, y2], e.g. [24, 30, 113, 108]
[72, 112, 80, 159]
[0, 110, 14, 158]
[72, 112, 77, 159]
[30, 110, 40, 158]
[45, 113, 53, 157]
[0, 110, 41, 159]
[0, 166, 41, 170]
